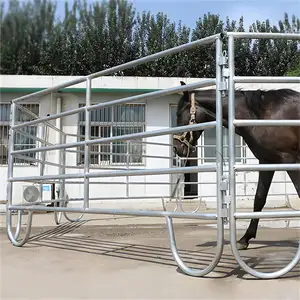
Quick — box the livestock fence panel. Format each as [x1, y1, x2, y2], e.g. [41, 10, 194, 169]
[5, 32, 300, 279]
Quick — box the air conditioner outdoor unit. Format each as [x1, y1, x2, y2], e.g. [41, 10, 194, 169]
[22, 184, 53, 203]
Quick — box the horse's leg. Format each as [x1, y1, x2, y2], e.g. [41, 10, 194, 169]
[287, 170, 300, 197]
[237, 169, 274, 250]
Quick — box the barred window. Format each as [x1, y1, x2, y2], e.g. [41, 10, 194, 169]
[0, 103, 39, 165]
[78, 103, 146, 165]
[203, 128, 243, 163]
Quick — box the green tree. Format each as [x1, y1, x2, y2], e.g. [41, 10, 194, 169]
[189, 13, 224, 78]
[0, 0, 57, 74]
[249, 13, 300, 76]
[0, 0, 299, 78]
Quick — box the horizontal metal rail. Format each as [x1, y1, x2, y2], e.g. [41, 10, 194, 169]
[14, 128, 54, 146]
[233, 76, 300, 84]
[235, 211, 300, 219]
[15, 104, 66, 136]
[11, 121, 217, 155]
[13, 154, 61, 168]
[65, 140, 173, 148]
[9, 205, 217, 220]
[12, 79, 216, 129]
[12, 194, 188, 206]
[64, 181, 174, 185]
[234, 164, 300, 172]
[233, 119, 300, 127]
[9, 164, 217, 182]
[11, 34, 221, 104]
[66, 195, 186, 201]
[227, 32, 300, 39]
[66, 166, 143, 170]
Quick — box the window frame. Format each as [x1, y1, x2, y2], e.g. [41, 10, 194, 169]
[0, 102, 40, 166]
[77, 102, 146, 167]
[201, 127, 245, 165]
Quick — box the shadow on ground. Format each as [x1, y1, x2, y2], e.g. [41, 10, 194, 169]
[19, 220, 300, 281]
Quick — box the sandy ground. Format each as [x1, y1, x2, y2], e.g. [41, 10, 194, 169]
[0, 212, 300, 300]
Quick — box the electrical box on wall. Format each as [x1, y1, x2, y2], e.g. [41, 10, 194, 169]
[42, 184, 52, 201]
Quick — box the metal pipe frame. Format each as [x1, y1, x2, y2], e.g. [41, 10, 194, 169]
[227, 33, 300, 279]
[165, 38, 225, 277]
[6, 32, 300, 279]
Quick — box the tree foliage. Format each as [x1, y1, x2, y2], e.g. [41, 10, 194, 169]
[1, 0, 299, 77]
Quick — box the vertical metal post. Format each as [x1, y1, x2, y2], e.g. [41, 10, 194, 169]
[6, 102, 33, 246]
[54, 96, 64, 224]
[39, 124, 47, 202]
[60, 133, 66, 200]
[165, 38, 224, 277]
[126, 140, 129, 198]
[57, 96, 64, 203]
[7, 102, 16, 209]
[84, 78, 91, 209]
[215, 36, 225, 246]
[228, 34, 237, 249]
[54, 130, 64, 225]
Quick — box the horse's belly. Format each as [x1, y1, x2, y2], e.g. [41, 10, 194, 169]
[253, 127, 298, 153]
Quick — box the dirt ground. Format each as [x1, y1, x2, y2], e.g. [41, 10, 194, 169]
[0, 213, 300, 300]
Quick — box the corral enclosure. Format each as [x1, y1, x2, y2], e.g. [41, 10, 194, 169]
[2, 32, 300, 281]
[1, 75, 299, 209]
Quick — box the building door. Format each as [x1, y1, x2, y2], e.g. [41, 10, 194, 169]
[170, 105, 198, 198]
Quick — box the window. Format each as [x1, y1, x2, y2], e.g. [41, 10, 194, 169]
[203, 128, 243, 163]
[78, 103, 146, 165]
[0, 103, 39, 165]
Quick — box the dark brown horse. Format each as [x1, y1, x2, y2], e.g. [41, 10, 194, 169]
[173, 81, 300, 250]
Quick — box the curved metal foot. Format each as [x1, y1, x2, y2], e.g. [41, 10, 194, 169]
[179, 197, 202, 214]
[161, 197, 178, 212]
[52, 197, 84, 224]
[63, 196, 84, 222]
[230, 223, 300, 279]
[13, 210, 22, 240]
[166, 216, 224, 277]
[63, 211, 84, 222]
[7, 209, 33, 247]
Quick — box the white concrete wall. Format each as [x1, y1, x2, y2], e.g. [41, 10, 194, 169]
[0, 75, 298, 210]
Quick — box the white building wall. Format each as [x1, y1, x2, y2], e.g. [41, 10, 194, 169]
[0, 75, 298, 210]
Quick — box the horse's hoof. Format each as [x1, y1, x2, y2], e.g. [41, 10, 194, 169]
[237, 241, 249, 250]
